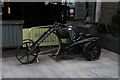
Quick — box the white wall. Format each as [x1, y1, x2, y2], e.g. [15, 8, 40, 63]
[95, 1, 101, 22]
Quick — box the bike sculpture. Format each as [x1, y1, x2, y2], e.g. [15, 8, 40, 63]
[16, 22, 101, 64]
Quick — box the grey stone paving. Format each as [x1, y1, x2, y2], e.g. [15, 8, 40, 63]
[1, 49, 118, 78]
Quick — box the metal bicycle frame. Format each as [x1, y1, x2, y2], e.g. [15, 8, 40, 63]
[27, 22, 99, 55]
[27, 24, 59, 54]
[65, 37, 99, 50]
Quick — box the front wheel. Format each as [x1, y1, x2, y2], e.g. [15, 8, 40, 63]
[16, 39, 39, 64]
[84, 42, 101, 61]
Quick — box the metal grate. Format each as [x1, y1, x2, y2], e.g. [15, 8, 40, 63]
[28, 25, 60, 54]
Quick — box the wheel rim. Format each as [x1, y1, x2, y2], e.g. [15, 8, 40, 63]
[86, 42, 101, 60]
[16, 40, 38, 64]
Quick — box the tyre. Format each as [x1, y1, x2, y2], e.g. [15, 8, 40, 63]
[16, 39, 39, 64]
[84, 41, 101, 61]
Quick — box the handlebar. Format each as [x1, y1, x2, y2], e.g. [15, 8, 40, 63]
[53, 22, 80, 33]
[53, 22, 67, 28]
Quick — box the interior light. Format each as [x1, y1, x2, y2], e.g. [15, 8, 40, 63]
[8, 6, 11, 14]
[8, 3, 11, 14]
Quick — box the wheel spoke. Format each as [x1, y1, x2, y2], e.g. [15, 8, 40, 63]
[16, 32, 61, 64]
[30, 53, 37, 57]
[25, 43, 27, 47]
[27, 53, 29, 63]
[16, 39, 39, 64]
[18, 54, 27, 61]
[85, 42, 101, 60]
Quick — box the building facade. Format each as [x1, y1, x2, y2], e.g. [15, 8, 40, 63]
[1, 2, 120, 48]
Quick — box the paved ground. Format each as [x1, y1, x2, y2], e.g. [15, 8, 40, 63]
[1, 49, 118, 78]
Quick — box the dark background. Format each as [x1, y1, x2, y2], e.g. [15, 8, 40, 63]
[2, 2, 24, 20]
[2, 2, 67, 28]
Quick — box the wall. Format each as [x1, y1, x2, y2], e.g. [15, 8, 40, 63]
[95, 2, 101, 22]
[68, 2, 96, 27]
[2, 20, 23, 48]
[100, 2, 118, 23]
[75, 2, 85, 21]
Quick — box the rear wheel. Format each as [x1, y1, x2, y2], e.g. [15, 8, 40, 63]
[16, 39, 39, 64]
[84, 42, 101, 61]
